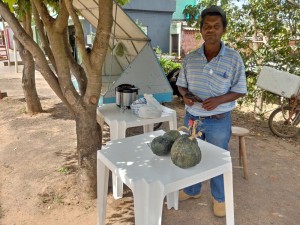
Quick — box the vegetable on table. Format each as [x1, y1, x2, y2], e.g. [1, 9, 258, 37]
[170, 121, 202, 168]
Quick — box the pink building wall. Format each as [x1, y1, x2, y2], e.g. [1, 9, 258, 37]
[181, 30, 203, 57]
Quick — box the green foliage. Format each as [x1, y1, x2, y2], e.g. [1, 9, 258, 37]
[117, 0, 131, 6]
[155, 45, 162, 54]
[158, 57, 181, 74]
[183, 0, 300, 106]
[13, 0, 31, 19]
[2, 0, 17, 12]
[3, 0, 59, 18]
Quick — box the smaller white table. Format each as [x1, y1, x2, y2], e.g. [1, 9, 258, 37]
[97, 130, 234, 225]
[97, 103, 177, 199]
[97, 103, 177, 140]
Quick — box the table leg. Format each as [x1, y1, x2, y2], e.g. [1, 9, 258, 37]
[133, 180, 165, 225]
[117, 121, 127, 139]
[166, 191, 178, 210]
[224, 171, 235, 225]
[143, 124, 154, 133]
[109, 120, 126, 140]
[110, 121, 126, 199]
[112, 172, 123, 199]
[97, 159, 109, 225]
[168, 112, 177, 130]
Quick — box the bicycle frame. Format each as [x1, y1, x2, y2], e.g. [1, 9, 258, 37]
[283, 93, 300, 126]
[268, 92, 300, 138]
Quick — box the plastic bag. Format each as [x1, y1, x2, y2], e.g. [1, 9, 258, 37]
[130, 94, 163, 118]
[130, 97, 147, 115]
[138, 94, 163, 118]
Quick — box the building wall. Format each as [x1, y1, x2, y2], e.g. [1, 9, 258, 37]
[181, 30, 203, 57]
[123, 0, 176, 53]
[123, 0, 176, 12]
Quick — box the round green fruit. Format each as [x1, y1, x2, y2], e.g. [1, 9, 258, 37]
[170, 135, 202, 168]
[163, 130, 181, 143]
[150, 135, 173, 156]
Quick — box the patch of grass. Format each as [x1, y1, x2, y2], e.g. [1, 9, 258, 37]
[54, 194, 63, 204]
[19, 107, 27, 114]
[57, 166, 69, 174]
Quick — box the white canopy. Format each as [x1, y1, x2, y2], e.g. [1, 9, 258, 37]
[73, 0, 173, 103]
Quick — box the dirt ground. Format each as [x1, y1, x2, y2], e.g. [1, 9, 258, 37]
[0, 65, 299, 225]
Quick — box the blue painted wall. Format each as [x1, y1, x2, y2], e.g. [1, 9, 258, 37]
[123, 0, 176, 53]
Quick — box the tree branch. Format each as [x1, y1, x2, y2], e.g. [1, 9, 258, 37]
[0, 1, 69, 107]
[31, 0, 54, 27]
[81, 0, 113, 102]
[24, 7, 33, 37]
[92, 0, 113, 73]
[53, 0, 69, 33]
[63, 28, 88, 96]
[287, 0, 300, 8]
[32, 3, 57, 72]
[64, 0, 88, 68]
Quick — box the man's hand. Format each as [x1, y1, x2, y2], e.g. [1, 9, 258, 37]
[184, 92, 203, 102]
[202, 92, 245, 111]
[183, 92, 203, 106]
[202, 97, 222, 111]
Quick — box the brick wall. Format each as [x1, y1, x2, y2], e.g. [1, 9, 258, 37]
[181, 30, 203, 56]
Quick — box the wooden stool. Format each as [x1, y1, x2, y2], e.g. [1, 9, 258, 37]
[231, 126, 249, 180]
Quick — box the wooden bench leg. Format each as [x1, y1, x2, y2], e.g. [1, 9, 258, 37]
[238, 139, 242, 167]
[239, 136, 249, 180]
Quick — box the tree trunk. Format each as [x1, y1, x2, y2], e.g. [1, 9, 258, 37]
[75, 105, 102, 199]
[15, 38, 43, 115]
[254, 91, 265, 117]
[0, 0, 112, 199]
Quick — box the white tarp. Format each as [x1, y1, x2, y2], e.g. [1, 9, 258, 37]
[73, 0, 173, 103]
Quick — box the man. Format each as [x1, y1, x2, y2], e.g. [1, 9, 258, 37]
[176, 5, 247, 217]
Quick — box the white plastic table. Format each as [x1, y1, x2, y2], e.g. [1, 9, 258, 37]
[97, 103, 177, 198]
[97, 130, 234, 225]
[97, 103, 177, 140]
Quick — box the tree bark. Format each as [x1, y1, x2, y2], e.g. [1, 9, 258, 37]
[0, 0, 113, 199]
[15, 38, 43, 115]
[62, 28, 87, 96]
[0, 2, 70, 109]
[13, 5, 42, 115]
[76, 106, 102, 199]
[31, 3, 57, 73]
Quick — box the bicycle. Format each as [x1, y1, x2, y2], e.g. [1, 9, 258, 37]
[268, 93, 300, 138]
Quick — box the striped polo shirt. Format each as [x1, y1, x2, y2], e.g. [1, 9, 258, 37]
[176, 42, 247, 117]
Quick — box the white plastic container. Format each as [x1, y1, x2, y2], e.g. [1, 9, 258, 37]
[257, 66, 300, 98]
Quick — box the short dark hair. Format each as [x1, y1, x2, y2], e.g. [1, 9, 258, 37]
[200, 5, 227, 29]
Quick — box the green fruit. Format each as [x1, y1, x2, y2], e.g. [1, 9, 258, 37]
[163, 130, 181, 143]
[170, 135, 201, 168]
[150, 136, 173, 156]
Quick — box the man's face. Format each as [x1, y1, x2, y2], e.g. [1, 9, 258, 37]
[200, 15, 225, 45]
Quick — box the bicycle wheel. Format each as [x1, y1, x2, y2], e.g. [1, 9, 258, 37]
[268, 106, 300, 138]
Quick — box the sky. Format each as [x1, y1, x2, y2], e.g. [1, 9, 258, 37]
[233, 0, 245, 8]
